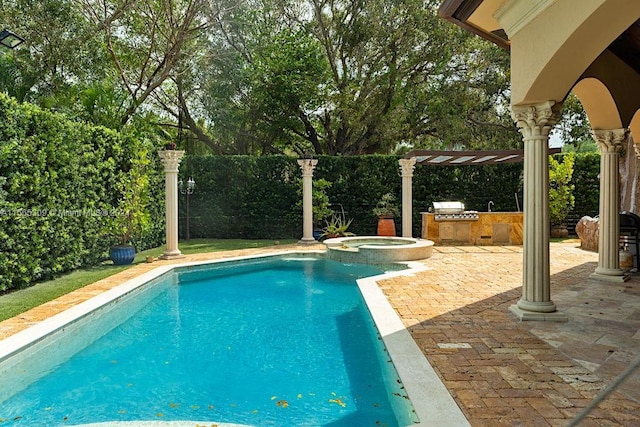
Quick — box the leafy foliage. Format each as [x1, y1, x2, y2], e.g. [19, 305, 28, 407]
[0, 94, 163, 291]
[549, 153, 576, 226]
[296, 177, 332, 228]
[373, 193, 400, 218]
[0, 0, 592, 156]
[321, 211, 354, 239]
[570, 152, 599, 220]
[110, 135, 153, 245]
[175, 153, 599, 239]
[554, 94, 595, 148]
[196, 0, 519, 155]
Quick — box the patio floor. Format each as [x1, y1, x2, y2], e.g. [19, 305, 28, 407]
[1, 241, 639, 426]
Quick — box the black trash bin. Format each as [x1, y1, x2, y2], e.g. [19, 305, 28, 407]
[620, 211, 640, 270]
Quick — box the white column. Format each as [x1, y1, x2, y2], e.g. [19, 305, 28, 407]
[510, 101, 567, 321]
[399, 158, 416, 237]
[298, 158, 319, 244]
[158, 150, 185, 259]
[590, 129, 629, 282]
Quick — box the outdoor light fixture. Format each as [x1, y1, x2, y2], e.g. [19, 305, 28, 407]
[0, 29, 24, 49]
[178, 177, 195, 240]
[179, 177, 196, 194]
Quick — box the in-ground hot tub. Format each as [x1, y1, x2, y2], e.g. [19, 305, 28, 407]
[324, 236, 434, 264]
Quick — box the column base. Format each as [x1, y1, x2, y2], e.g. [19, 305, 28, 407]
[589, 269, 630, 282]
[298, 238, 320, 245]
[509, 305, 568, 322]
[159, 250, 185, 260]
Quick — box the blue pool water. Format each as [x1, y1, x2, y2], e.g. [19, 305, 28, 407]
[0, 257, 415, 426]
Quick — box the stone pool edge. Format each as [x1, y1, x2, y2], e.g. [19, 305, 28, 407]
[358, 265, 470, 427]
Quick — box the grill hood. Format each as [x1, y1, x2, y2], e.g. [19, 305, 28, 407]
[432, 201, 465, 214]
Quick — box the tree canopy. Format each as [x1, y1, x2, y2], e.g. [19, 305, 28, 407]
[0, 0, 589, 155]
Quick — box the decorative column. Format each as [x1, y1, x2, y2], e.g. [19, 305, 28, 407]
[510, 101, 566, 321]
[399, 158, 416, 237]
[298, 158, 319, 244]
[158, 150, 185, 259]
[590, 129, 629, 282]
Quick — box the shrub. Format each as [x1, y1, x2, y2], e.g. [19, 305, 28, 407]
[549, 153, 576, 226]
[0, 94, 163, 291]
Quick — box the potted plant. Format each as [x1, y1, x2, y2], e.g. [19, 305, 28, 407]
[373, 192, 400, 236]
[549, 153, 575, 238]
[321, 210, 355, 239]
[109, 141, 152, 265]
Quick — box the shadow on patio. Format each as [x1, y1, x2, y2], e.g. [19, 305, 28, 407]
[379, 243, 640, 426]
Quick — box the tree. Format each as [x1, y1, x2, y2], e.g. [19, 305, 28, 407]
[0, 0, 108, 105]
[192, 0, 520, 155]
[549, 153, 575, 227]
[554, 93, 595, 150]
[416, 36, 520, 151]
[80, 0, 211, 127]
[0, 0, 542, 154]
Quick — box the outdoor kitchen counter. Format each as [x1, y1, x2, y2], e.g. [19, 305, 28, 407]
[421, 212, 523, 245]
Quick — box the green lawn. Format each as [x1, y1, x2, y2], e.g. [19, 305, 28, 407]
[0, 239, 296, 322]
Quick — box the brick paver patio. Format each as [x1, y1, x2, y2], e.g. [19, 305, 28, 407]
[379, 242, 640, 426]
[1, 241, 639, 426]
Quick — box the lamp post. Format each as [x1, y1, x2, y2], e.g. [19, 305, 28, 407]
[179, 177, 195, 241]
[0, 29, 24, 50]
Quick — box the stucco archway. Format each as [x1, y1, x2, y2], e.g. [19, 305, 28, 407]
[572, 77, 622, 130]
[506, 1, 640, 106]
[440, 0, 640, 320]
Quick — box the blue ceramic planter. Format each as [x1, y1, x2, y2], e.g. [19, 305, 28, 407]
[110, 245, 136, 265]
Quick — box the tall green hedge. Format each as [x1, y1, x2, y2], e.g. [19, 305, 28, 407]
[179, 156, 301, 239]
[570, 152, 600, 221]
[178, 153, 598, 239]
[0, 94, 164, 291]
[0, 96, 600, 292]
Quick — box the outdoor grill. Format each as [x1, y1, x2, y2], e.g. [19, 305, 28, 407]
[432, 201, 479, 221]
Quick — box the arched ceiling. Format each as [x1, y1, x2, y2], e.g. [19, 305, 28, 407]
[571, 77, 621, 130]
[440, 0, 640, 113]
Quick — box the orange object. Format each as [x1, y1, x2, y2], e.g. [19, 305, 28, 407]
[377, 217, 396, 236]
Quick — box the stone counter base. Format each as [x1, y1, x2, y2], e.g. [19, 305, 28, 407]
[421, 212, 523, 245]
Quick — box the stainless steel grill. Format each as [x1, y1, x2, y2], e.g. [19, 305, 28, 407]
[432, 201, 479, 221]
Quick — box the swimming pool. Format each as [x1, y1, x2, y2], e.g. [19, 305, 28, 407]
[0, 253, 469, 426]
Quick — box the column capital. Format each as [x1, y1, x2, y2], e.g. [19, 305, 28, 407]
[511, 101, 561, 139]
[399, 158, 417, 177]
[592, 128, 628, 154]
[158, 150, 185, 172]
[297, 158, 318, 177]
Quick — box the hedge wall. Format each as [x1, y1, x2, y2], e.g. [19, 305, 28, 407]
[0, 97, 600, 292]
[179, 156, 301, 239]
[0, 94, 164, 291]
[567, 152, 600, 232]
[178, 153, 599, 239]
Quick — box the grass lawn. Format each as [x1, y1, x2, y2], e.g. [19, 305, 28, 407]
[0, 238, 296, 323]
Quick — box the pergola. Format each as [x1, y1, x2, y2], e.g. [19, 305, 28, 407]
[397, 148, 561, 240]
[437, 0, 640, 321]
[404, 148, 561, 166]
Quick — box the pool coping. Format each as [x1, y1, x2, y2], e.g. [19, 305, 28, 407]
[357, 266, 470, 427]
[0, 250, 469, 426]
[324, 236, 435, 264]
